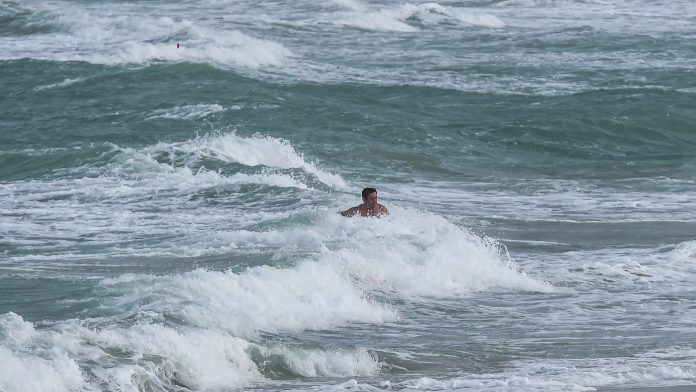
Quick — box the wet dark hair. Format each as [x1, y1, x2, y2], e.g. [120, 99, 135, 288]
[362, 187, 377, 200]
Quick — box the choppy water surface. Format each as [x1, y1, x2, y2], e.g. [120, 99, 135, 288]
[1, 0, 696, 391]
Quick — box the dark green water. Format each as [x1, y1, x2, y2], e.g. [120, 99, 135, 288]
[1, 1, 696, 391]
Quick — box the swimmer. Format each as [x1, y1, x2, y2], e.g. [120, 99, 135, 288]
[340, 187, 389, 217]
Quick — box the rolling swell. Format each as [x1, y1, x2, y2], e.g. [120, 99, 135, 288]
[460, 88, 696, 179]
[3, 1, 696, 391]
[220, 82, 696, 180]
[2, 56, 694, 183]
[0, 2, 59, 37]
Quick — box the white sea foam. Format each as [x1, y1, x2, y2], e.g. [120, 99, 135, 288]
[0, 4, 291, 68]
[4, 0, 693, 96]
[0, 312, 36, 348]
[146, 103, 226, 120]
[304, 347, 696, 391]
[3, 165, 547, 296]
[101, 263, 398, 337]
[230, 172, 309, 189]
[341, 6, 419, 32]
[146, 132, 347, 189]
[495, 0, 695, 33]
[1, 132, 343, 273]
[95, 324, 262, 390]
[396, 376, 592, 391]
[0, 347, 87, 392]
[323, 207, 551, 296]
[179, 207, 550, 297]
[395, 179, 696, 223]
[525, 347, 696, 389]
[0, 311, 383, 391]
[0, 313, 88, 392]
[337, 2, 504, 32]
[260, 346, 381, 377]
[332, 0, 367, 11]
[33, 77, 86, 91]
[447, 10, 505, 28]
[669, 240, 696, 263]
[81, 29, 291, 68]
[541, 240, 696, 292]
[5, 132, 328, 201]
[1, 313, 263, 391]
[5, 196, 550, 389]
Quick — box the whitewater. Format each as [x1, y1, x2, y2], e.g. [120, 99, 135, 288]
[1, 0, 696, 391]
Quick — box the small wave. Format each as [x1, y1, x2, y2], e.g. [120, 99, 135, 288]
[0, 4, 291, 69]
[559, 240, 696, 288]
[669, 240, 696, 263]
[0, 312, 261, 391]
[198, 207, 550, 297]
[254, 346, 380, 377]
[101, 263, 397, 337]
[303, 346, 696, 391]
[82, 29, 292, 68]
[341, 6, 419, 32]
[326, 208, 550, 296]
[448, 9, 505, 28]
[230, 172, 309, 190]
[531, 347, 696, 390]
[337, 2, 504, 32]
[145, 103, 226, 120]
[83, 132, 337, 190]
[144, 132, 346, 189]
[0, 311, 385, 392]
[0, 2, 59, 36]
[0, 313, 86, 392]
[33, 77, 85, 91]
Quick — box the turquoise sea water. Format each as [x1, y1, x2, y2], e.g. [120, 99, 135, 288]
[1, 1, 696, 391]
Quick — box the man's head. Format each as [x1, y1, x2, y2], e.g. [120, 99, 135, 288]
[362, 187, 378, 208]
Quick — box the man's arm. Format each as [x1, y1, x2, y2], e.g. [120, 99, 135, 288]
[340, 206, 360, 217]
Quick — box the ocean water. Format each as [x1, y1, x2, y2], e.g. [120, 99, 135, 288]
[1, 0, 696, 391]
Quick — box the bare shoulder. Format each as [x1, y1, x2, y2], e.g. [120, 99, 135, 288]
[340, 206, 360, 217]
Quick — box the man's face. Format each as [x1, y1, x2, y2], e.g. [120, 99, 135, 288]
[364, 192, 378, 208]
